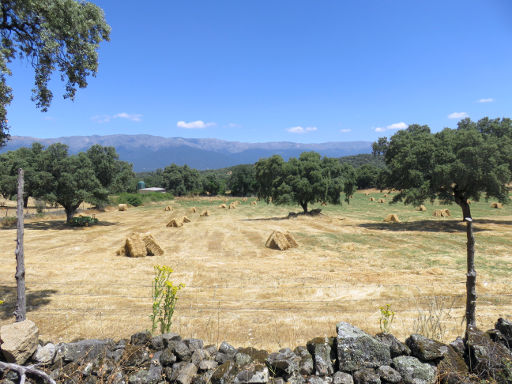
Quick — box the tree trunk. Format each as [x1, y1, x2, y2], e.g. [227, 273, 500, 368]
[14, 168, 26, 322]
[300, 201, 308, 213]
[65, 206, 75, 223]
[464, 209, 477, 332]
[23, 195, 29, 209]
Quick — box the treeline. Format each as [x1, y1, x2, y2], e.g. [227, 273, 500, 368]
[0, 143, 135, 222]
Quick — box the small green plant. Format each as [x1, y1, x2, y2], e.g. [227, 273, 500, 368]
[379, 304, 395, 334]
[151, 265, 184, 334]
[35, 199, 46, 214]
[69, 215, 99, 227]
[0, 216, 17, 228]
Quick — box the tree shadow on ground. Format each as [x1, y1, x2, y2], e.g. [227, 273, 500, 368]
[0, 285, 57, 320]
[18, 220, 118, 231]
[243, 210, 323, 222]
[359, 219, 491, 233]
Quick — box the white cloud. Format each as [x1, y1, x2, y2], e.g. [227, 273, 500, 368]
[177, 120, 216, 129]
[287, 126, 317, 134]
[91, 112, 142, 124]
[387, 122, 408, 130]
[448, 112, 468, 119]
[375, 127, 386, 132]
[225, 123, 241, 128]
[340, 128, 351, 133]
[477, 98, 494, 103]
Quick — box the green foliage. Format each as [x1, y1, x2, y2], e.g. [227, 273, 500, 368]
[69, 215, 99, 227]
[255, 151, 356, 213]
[0, 0, 110, 147]
[0, 216, 16, 228]
[162, 164, 201, 196]
[339, 153, 386, 169]
[125, 194, 143, 207]
[201, 173, 225, 195]
[151, 265, 184, 335]
[228, 164, 257, 196]
[379, 304, 395, 334]
[356, 164, 381, 189]
[136, 169, 165, 188]
[111, 192, 174, 207]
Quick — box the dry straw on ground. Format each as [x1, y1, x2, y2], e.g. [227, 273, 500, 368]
[190, 207, 197, 213]
[116, 232, 163, 257]
[491, 202, 503, 209]
[219, 204, 227, 209]
[265, 231, 298, 251]
[370, 197, 375, 201]
[384, 214, 400, 223]
[118, 204, 128, 211]
[229, 203, 236, 209]
[164, 206, 173, 211]
[200, 210, 209, 216]
[378, 198, 385, 203]
[433, 209, 451, 217]
[167, 218, 183, 227]
[182, 216, 191, 223]
[416, 205, 427, 212]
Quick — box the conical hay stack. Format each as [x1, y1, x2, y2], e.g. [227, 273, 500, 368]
[219, 204, 227, 209]
[370, 197, 375, 202]
[251, 201, 257, 206]
[116, 232, 146, 257]
[416, 205, 427, 211]
[182, 216, 191, 223]
[242, 197, 248, 202]
[229, 203, 236, 209]
[491, 202, 503, 209]
[142, 233, 164, 256]
[200, 210, 209, 216]
[384, 214, 400, 223]
[265, 231, 298, 251]
[433, 209, 450, 217]
[167, 218, 183, 227]
[365, 192, 369, 196]
[190, 207, 196, 213]
[384, 194, 388, 198]
[164, 205, 173, 211]
[321, 202, 327, 206]
[378, 198, 385, 203]
[467, 200, 471, 205]
[118, 204, 128, 211]
[442, 209, 451, 216]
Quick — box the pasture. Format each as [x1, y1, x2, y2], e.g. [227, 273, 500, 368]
[0, 190, 511, 350]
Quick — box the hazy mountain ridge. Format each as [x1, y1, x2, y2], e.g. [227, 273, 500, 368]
[1, 134, 372, 171]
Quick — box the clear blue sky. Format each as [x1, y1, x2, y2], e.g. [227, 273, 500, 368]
[6, 0, 512, 143]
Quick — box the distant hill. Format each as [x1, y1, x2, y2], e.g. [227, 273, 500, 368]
[0, 134, 373, 171]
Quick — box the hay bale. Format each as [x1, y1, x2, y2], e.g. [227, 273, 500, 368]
[442, 209, 451, 217]
[182, 216, 191, 223]
[242, 197, 248, 202]
[164, 205, 173, 211]
[370, 197, 375, 202]
[321, 202, 327, 206]
[219, 204, 227, 209]
[491, 202, 503, 209]
[365, 192, 369, 196]
[200, 210, 209, 216]
[265, 231, 298, 251]
[124, 233, 146, 257]
[167, 218, 183, 227]
[118, 204, 128, 211]
[229, 202, 236, 209]
[190, 207, 196, 213]
[384, 194, 388, 198]
[142, 233, 164, 256]
[467, 200, 471, 205]
[378, 198, 385, 203]
[384, 214, 400, 223]
[433, 209, 451, 217]
[416, 205, 427, 212]
[251, 201, 257, 206]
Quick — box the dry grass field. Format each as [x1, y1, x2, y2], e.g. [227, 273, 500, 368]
[1, 190, 511, 350]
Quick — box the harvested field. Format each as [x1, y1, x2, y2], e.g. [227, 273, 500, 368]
[1, 192, 511, 350]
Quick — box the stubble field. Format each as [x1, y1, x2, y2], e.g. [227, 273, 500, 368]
[1, 190, 511, 350]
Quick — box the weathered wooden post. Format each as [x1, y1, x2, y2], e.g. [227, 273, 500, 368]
[465, 217, 476, 331]
[14, 168, 26, 322]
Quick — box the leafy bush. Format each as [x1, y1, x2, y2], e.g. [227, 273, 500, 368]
[0, 216, 17, 228]
[126, 194, 143, 207]
[69, 216, 99, 227]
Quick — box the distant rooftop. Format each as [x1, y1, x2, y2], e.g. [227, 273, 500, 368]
[138, 187, 166, 193]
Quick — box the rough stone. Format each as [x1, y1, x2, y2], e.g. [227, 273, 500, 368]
[449, 337, 465, 357]
[375, 333, 410, 358]
[185, 339, 204, 351]
[175, 362, 199, 384]
[266, 348, 299, 379]
[307, 376, 328, 384]
[123, 344, 151, 367]
[162, 332, 182, 347]
[353, 368, 381, 384]
[193, 370, 215, 384]
[33, 342, 56, 365]
[294, 346, 314, 375]
[150, 334, 165, 350]
[336, 322, 391, 372]
[130, 331, 152, 346]
[436, 346, 468, 384]
[392, 356, 437, 384]
[376, 366, 401, 383]
[212, 360, 236, 384]
[333, 371, 354, 384]
[307, 337, 335, 376]
[128, 363, 162, 384]
[495, 318, 512, 350]
[192, 349, 211, 366]
[57, 339, 113, 363]
[160, 348, 177, 366]
[215, 352, 230, 365]
[234, 365, 269, 384]
[199, 359, 219, 372]
[235, 352, 252, 366]
[173, 340, 193, 361]
[238, 347, 269, 364]
[405, 334, 448, 362]
[0, 320, 39, 364]
[219, 341, 237, 356]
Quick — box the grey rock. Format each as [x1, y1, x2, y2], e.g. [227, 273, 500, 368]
[272, 378, 285, 384]
[308, 376, 327, 384]
[124, 345, 151, 367]
[215, 351, 230, 365]
[336, 322, 391, 372]
[128, 364, 162, 384]
[212, 360, 236, 384]
[193, 370, 215, 384]
[235, 365, 269, 384]
[131, 331, 152, 346]
[449, 337, 465, 357]
[496, 318, 512, 348]
[150, 335, 165, 350]
[287, 372, 306, 384]
[162, 332, 182, 347]
[33, 343, 56, 365]
[238, 347, 269, 364]
[333, 371, 354, 384]
[353, 369, 381, 384]
[219, 341, 238, 356]
[375, 333, 411, 358]
[307, 337, 335, 376]
[235, 352, 252, 366]
[173, 340, 193, 361]
[159, 348, 177, 366]
[205, 344, 218, 355]
[175, 362, 198, 384]
[57, 339, 114, 363]
[185, 338, 204, 351]
[108, 347, 125, 363]
[376, 366, 401, 383]
[192, 349, 211, 366]
[199, 359, 219, 371]
[108, 370, 126, 384]
[405, 334, 448, 362]
[266, 348, 299, 379]
[294, 346, 314, 375]
[436, 346, 468, 384]
[0, 320, 39, 365]
[392, 356, 437, 384]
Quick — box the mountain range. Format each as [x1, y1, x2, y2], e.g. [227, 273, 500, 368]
[0, 134, 373, 172]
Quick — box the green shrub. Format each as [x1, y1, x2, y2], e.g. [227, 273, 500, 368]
[126, 194, 143, 206]
[0, 216, 17, 228]
[69, 216, 99, 227]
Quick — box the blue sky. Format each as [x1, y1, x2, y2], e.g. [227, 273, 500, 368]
[6, 0, 512, 143]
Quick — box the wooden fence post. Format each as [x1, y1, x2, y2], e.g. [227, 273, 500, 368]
[14, 168, 26, 322]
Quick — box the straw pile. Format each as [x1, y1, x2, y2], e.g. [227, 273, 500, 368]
[200, 210, 209, 216]
[416, 205, 427, 211]
[265, 231, 298, 251]
[433, 209, 451, 217]
[378, 198, 385, 203]
[384, 194, 388, 198]
[321, 202, 327, 206]
[182, 216, 191, 223]
[467, 200, 471, 205]
[167, 218, 183, 227]
[164, 205, 173, 211]
[384, 214, 400, 223]
[116, 232, 164, 257]
[242, 197, 248, 202]
[229, 202, 237, 209]
[365, 192, 369, 196]
[118, 204, 128, 211]
[251, 201, 257, 206]
[219, 204, 227, 209]
[370, 197, 375, 202]
[190, 207, 196, 213]
[491, 202, 503, 209]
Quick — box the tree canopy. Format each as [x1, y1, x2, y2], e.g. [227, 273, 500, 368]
[255, 151, 356, 213]
[162, 164, 202, 196]
[0, 0, 110, 146]
[227, 164, 256, 197]
[375, 118, 512, 219]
